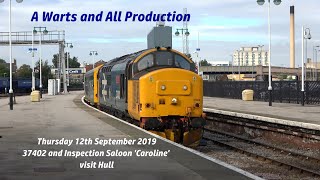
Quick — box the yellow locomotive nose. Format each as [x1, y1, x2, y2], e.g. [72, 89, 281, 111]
[156, 80, 191, 96]
[134, 68, 202, 118]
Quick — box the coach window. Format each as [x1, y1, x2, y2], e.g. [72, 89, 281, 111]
[137, 54, 154, 71]
[175, 54, 190, 70]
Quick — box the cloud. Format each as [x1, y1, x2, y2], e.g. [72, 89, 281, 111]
[0, 0, 319, 68]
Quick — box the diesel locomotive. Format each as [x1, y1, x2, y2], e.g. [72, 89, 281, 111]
[84, 47, 205, 147]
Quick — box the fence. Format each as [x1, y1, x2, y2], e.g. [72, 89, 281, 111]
[203, 81, 320, 105]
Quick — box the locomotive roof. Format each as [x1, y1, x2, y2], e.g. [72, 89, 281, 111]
[103, 49, 149, 67]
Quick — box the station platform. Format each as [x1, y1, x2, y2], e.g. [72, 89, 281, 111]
[0, 92, 258, 180]
[204, 97, 320, 131]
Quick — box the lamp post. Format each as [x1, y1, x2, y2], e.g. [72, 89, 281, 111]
[175, 28, 190, 55]
[83, 61, 86, 82]
[33, 26, 48, 98]
[252, 53, 255, 81]
[89, 51, 98, 69]
[317, 50, 320, 81]
[313, 46, 319, 81]
[65, 43, 73, 86]
[236, 50, 240, 80]
[231, 54, 234, 81]
[0, 0, 23, 110]
[30, 30, 37, 91]
[257, 0, 281, 106]
[301, 27, 311, 106]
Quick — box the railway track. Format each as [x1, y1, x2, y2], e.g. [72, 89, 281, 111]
[82, 101, 320, 178]
[203, 126, 320, 178]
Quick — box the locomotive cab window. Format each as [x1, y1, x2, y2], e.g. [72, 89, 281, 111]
[134, 50, 194, 75]
[174, 54, 191, 70]
[155, 51, 173, 66]
[137, 54, 154, 71]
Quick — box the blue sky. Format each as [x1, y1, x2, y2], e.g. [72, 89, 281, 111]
[0, 0, 319, 67]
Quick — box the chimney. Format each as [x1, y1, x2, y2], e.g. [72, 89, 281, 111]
[290, 6, 295, 68]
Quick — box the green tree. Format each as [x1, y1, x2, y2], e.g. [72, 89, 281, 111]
[0, 64, 9, 77]
[35, 60, 53, 88]
[69, 56, 80, 68]
[16, 64, 32, 78]
[0, 59, 6, 64]
[0, 59, 9, 77]
[52, 54, 59, 68]
[52, 53, 80, 68]
[200, 59, 212, 66]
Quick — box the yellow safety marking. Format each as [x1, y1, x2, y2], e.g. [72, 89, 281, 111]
[183, 129, 203, 148]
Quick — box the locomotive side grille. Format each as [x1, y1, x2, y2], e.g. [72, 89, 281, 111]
[133, 81, 139, 110]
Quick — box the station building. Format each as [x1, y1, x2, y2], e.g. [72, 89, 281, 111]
[51, 67, 86, 85]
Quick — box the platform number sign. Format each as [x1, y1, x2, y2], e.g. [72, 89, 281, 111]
[196, 48, 200, 51]
[28, 48, 37, 51]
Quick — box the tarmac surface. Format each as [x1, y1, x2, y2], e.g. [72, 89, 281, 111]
[204, 96, 320, 126]
[0, 92, 256, 180]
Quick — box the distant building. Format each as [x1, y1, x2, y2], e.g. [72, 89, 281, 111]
[306, 59, 320, 69]
[51, 67, 86, 84]
[233, 47, 268, 66]
[85, 60, 105, 72]
[85, 64, 93, 72]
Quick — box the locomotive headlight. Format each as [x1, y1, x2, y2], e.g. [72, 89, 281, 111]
[183, 85, 188, 91]
[161, 85, 166, 90]
[171, 98, 178, 104]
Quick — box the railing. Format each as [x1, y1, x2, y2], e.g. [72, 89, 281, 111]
[204, 81, 320, 105]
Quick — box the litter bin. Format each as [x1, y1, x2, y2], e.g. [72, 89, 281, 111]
[242, 89, 254, 101]
[31, 90, 40, 102]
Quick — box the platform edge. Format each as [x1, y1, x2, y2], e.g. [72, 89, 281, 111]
[203, 107, 320, 131]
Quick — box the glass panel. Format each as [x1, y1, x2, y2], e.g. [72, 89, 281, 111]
[137, 54, 154, 71]
[155, 52, 173, 66]
[175, 54, 190, 70]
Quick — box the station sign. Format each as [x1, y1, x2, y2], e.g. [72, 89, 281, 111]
[68, 70, 83, 74]
[28, 48, 38, 51]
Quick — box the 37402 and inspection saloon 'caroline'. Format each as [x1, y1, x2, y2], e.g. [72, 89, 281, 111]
[84, 47, 206, 147]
